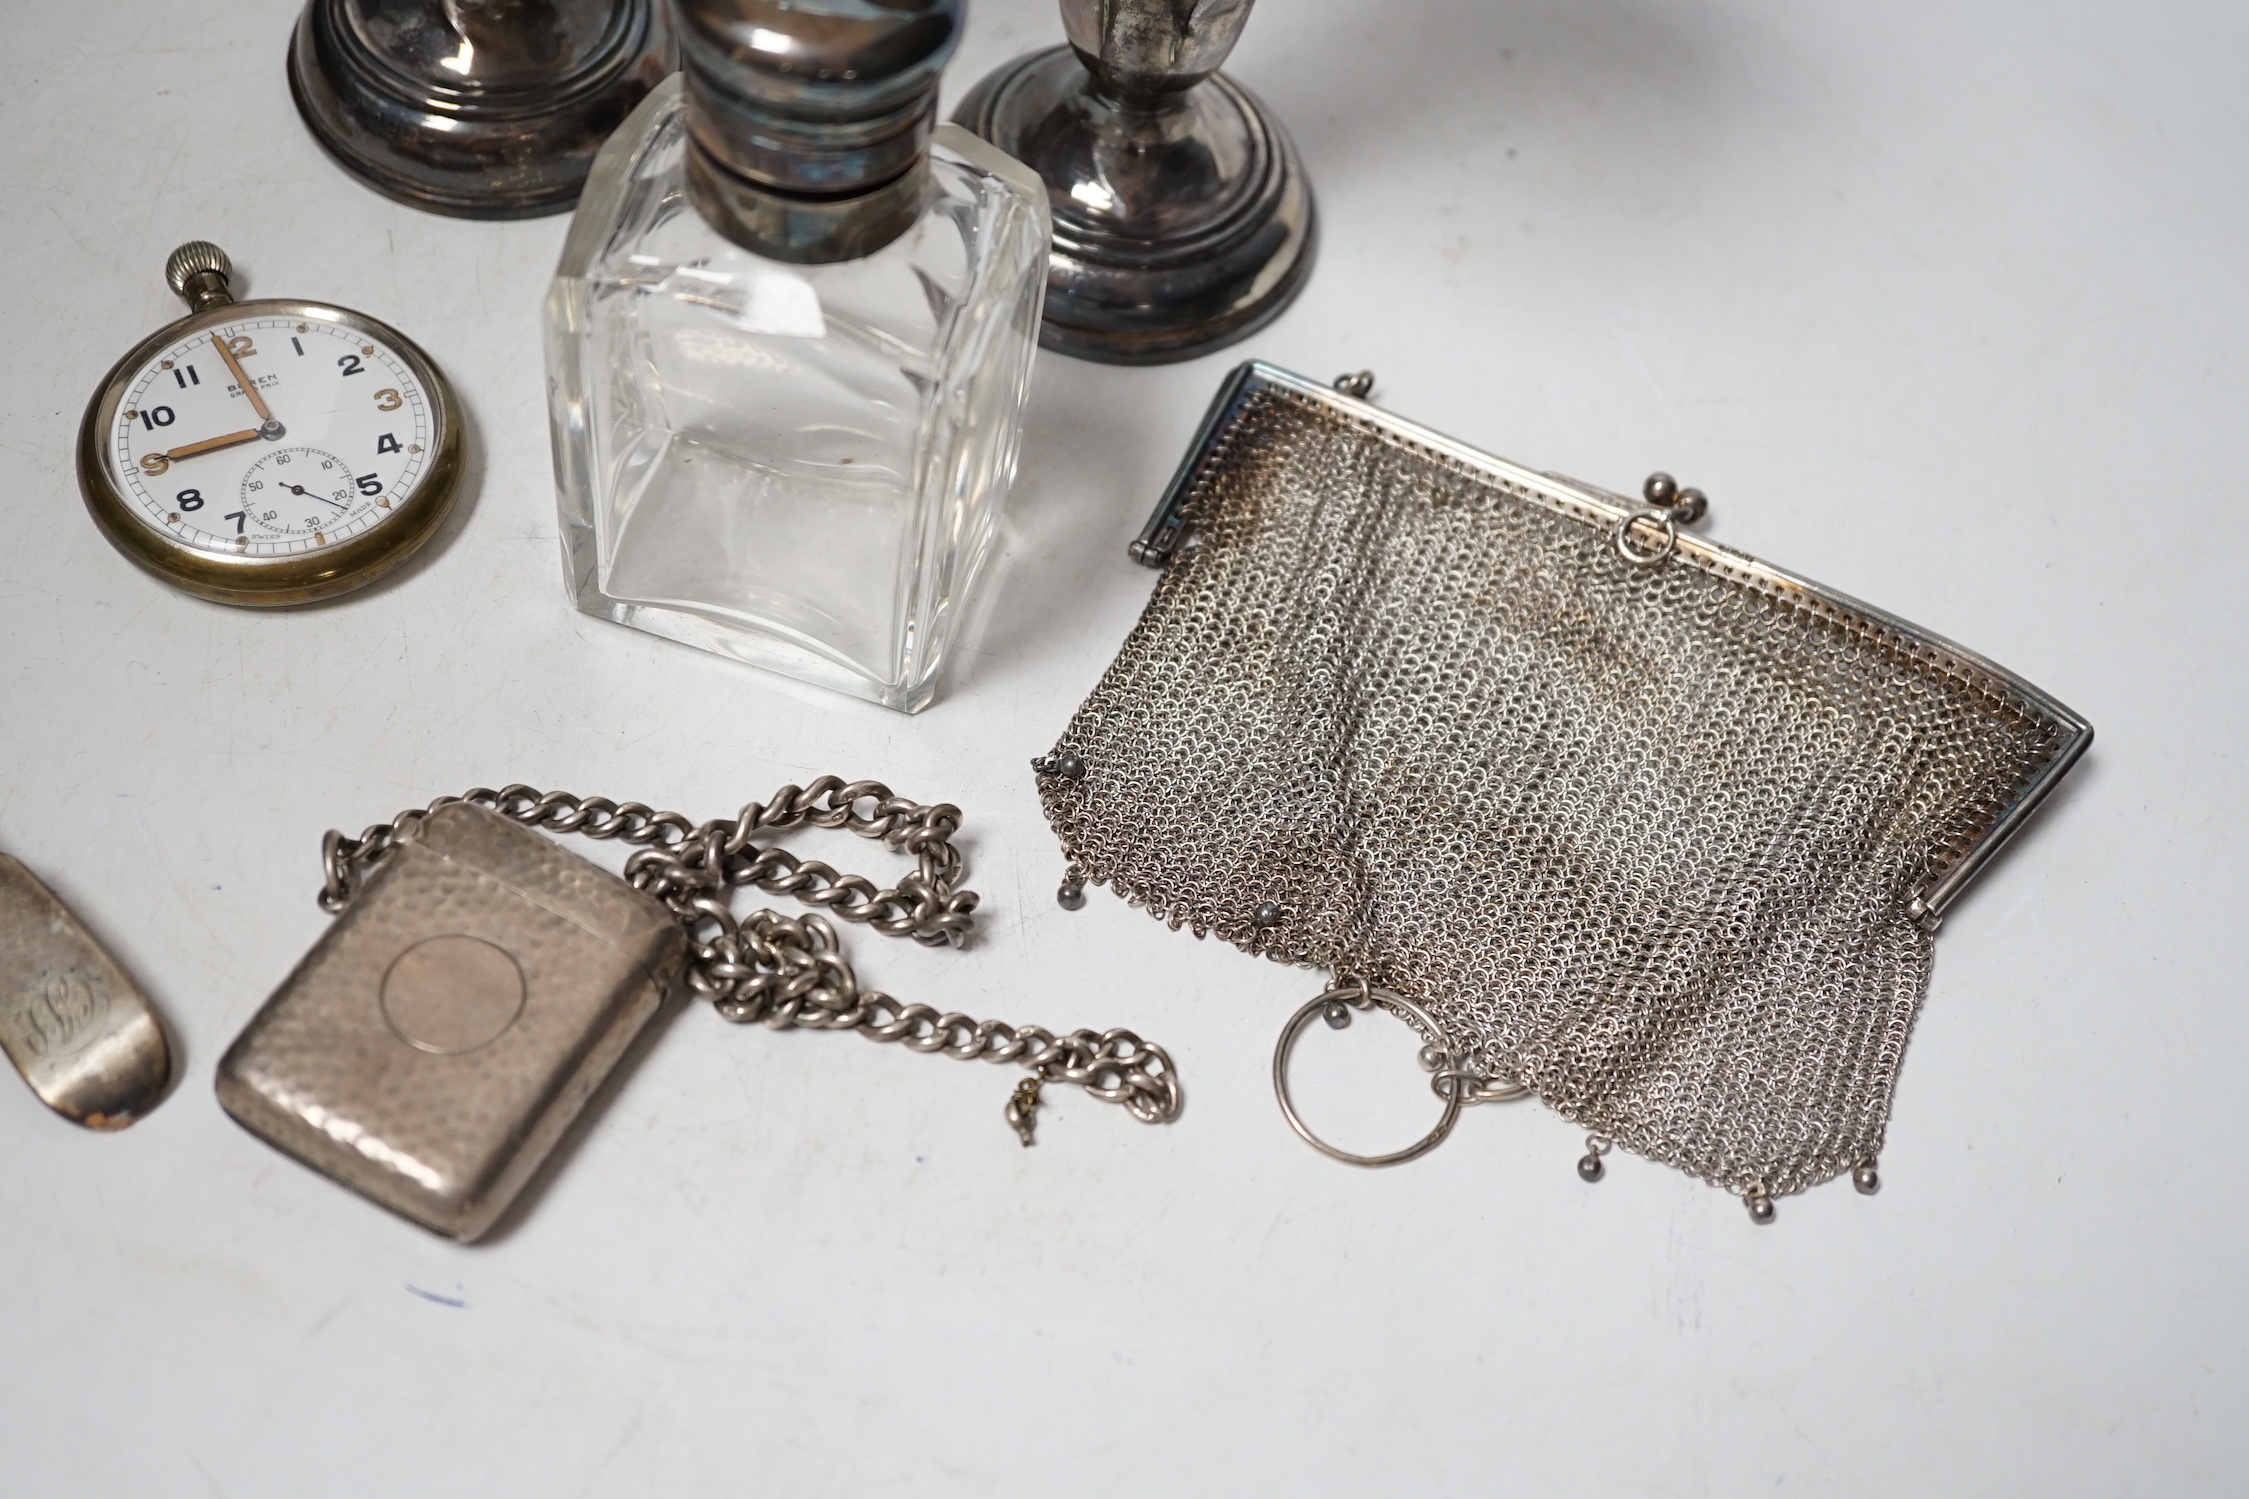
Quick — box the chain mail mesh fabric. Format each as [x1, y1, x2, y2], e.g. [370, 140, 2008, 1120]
[1037, 365, 2087, 1199]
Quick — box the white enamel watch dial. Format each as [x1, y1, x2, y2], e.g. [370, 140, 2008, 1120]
[113, 319, 430, 555]
[77, 243, 463, 607]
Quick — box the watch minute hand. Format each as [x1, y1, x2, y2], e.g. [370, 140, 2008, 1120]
[208, 333, 280, 433]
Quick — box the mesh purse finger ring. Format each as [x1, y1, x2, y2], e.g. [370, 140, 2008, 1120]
[1037, 362, 2090, 1221]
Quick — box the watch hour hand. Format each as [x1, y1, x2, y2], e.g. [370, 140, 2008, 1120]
[208, 332, 283, 438]
[138, 428, 262, 475]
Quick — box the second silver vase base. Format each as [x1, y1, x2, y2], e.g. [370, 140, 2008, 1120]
[954, 44, 1316, 365]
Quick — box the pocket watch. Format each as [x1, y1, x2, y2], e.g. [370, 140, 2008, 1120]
[75, 242, 464, 606]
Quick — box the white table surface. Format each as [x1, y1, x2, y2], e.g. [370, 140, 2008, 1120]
[3, 1, 2241, 1493]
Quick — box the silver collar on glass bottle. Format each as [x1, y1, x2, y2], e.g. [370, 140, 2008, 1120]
[675, 0, 961, 264]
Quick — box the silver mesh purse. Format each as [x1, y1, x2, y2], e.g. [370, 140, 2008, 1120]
[1035, 363, 2090, 1215]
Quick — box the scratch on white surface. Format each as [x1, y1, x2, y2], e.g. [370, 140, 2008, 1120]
[302, 1295, 354, 1338]
[1603, 319, 1686, 446]
[573, 1405, 649, 1499]
[105, 592, 162, 648]
[43, 203, 97, 262]
[184, 1446, 228, 1498]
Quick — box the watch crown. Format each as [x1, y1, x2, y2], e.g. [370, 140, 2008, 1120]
[164, 242, 234, 310]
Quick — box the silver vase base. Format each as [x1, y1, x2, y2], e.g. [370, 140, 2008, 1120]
[287, 0, 673, 221]
[954, 45, 1316, 365]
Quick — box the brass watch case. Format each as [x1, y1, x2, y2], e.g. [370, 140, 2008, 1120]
[76, 298, 465, 607]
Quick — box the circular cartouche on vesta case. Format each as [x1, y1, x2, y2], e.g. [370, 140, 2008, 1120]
[381, 935, 527, 1056]
[76, 242, 464, 606]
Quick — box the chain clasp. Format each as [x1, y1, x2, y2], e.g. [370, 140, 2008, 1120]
[1005, 1075, 1043, 1147]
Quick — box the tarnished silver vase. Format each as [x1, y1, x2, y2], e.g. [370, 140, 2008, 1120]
[954, 0, 1316, 363]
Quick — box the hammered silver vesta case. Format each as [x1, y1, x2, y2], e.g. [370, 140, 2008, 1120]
[217, 802, 684, 1241]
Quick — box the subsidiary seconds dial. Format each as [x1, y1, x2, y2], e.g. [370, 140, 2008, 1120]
[77, 243, 463, 606]
[237, 446, 362, 537]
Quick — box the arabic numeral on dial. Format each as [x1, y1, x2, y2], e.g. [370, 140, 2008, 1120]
[276, 453, 291, 465]
[175, 488, 203, 512]
[172, 365, 199, 388]
[338, 354, 363, 377]
[138, 406, 175, 430]
[374, 388, 402, 411]
[376, 433, 400, 454]
[224, 510, 247, 534]
[355, 472, 381, 496]
[291, 336, 304, 356]
[226, 335, 255, 359]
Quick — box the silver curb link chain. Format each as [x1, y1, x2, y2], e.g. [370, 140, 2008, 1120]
[318, 779, 1184, 1142]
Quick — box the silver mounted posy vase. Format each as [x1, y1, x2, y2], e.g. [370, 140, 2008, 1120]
[289, 0, 676, 219]
[953, 0, 1317, 364]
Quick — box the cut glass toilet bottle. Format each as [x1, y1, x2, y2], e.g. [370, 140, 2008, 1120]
[546, 0, 1048, 711]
